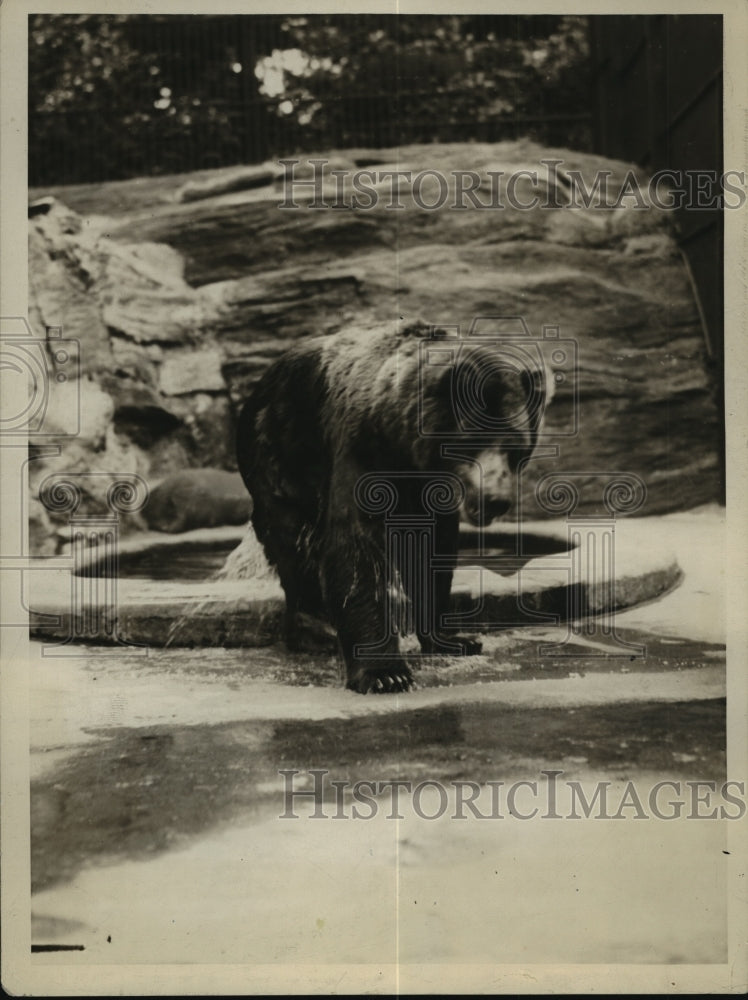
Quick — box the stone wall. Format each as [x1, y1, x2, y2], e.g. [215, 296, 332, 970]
[28, 141, 721, 552]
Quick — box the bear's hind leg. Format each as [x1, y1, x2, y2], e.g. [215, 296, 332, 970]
[251, 494, 330, 652]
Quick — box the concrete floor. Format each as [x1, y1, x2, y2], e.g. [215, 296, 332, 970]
[26, 506, 733, 983]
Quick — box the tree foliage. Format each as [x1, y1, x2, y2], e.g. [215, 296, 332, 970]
[29, 14, 590, 186]
[272, 15, 590, 146]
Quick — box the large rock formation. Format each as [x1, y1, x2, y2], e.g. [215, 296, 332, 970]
[28, 141, 721, 552]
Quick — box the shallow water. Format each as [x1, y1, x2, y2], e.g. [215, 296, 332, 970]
[83, 530, 573, 582]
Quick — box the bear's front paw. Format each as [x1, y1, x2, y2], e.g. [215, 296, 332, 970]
[346, 660, 414, 695]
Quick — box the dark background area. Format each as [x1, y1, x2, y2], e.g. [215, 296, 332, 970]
[28, 14, 591, 184]
[590, 14, 723, 470]
[28, 13, 724, 488]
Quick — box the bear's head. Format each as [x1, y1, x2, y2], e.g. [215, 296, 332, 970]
[417, 340, 552, 525]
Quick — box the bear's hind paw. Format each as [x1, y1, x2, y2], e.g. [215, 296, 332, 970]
[346, 661, 414, 695]
[452, 634, 483, 656]
[419, 632, 483, 656]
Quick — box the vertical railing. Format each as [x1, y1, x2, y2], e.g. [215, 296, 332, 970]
[534, 472, 647, 655]
[38, 473, 149, 653]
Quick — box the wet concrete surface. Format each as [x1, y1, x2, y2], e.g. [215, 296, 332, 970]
[28, 506, 731, 969]
[32, 686, 725, 896]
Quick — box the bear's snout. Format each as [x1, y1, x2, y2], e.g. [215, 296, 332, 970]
[482, 496, 513, 522]
[458, 450, 515, 525]
[462, 490, 512, 526]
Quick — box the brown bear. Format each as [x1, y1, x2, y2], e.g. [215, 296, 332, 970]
[236, 321, 548, 694]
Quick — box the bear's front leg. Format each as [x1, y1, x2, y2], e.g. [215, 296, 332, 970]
[322, 538, 413, 695]
[414, 565, 484, 657]
[406, 513, 483, 657]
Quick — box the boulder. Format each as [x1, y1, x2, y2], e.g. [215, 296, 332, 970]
[143, 469, 252, 534]
[159, 348, 225, 395]
[43, 376, 114, 447]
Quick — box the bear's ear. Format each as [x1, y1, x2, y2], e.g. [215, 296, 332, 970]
[398, 318, 450, 340]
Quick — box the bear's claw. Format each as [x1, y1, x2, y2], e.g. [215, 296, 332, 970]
[347, 662, 414, 695]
